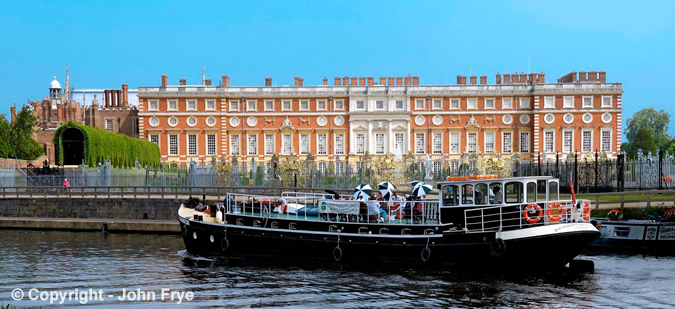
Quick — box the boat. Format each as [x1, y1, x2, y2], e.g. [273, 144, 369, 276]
[587, 209, 675, 254]
[178, 176, 600, 271]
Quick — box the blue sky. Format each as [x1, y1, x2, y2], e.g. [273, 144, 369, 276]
[1, 1, 674, 138]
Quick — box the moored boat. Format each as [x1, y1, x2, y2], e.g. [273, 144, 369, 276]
[587, 213, 675, 254]
[178, 176, 600, 271]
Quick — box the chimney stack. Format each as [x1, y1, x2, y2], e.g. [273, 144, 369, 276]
[10, 106, 16, 122]
[334, 76, 341, 86]
[367, 77, 374, 85]
[599, 71, 606, 83]
[265, 77, 272, 87]
[469, 76, 477, 85]
[379, 76, 386, 85]
[479, 75, 487, 85]
[323, 77, 327, 86]
[117, 89, 123, 107]
[122, 84, 129, 107]
[579, 71, 587, 82]
[519, 72, 527, 84]
[456, 75, 466, 85]
[503, 73, 511, 84]
[161, 75, 168, 87]
[496, 73, 502, 84]
[222, 75, 230, 87]
[179, 78, 186, 86]
[205, 78, 212, 86]
[298, 77, 303, 86]
[537, 72, 545, 84]
[343, 76, 349, 86]
[359, 77, 366, 86]
[404, 74, 412, 85]
[396, 76, 403, 86]
[412, 76, 420, 85]
[351, 77, 357, 86]
[388, 76, 394, 86]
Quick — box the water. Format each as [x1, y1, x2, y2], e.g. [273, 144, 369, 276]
[1, 230, 674, 308]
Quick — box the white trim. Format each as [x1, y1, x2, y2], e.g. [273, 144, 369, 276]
[499, 223, 599, 240]
[563, 96, 574, 109]
[484, 97, 495, 110]
[543, 96, 555, 109]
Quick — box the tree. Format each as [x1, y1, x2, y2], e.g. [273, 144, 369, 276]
[628, 128, 657, 158]
[625, 108, 671, 149]
[0, 106, 42, 160]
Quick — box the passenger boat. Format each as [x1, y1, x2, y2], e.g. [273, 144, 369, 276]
[587, 218, 675, 254]
[178, 176, 600, 271]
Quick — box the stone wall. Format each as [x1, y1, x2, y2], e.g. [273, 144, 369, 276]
[0, 198, 181, 220]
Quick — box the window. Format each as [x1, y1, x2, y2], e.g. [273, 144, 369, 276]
[230, 135, 240, 155]
[265, 134, 274, 155]
[187, 100, 197, 111]
[602, 96, 612, 108]
[395, 100, 404, 110]
[467, 133, 477, 153]
[169, 134, 178, 156]
[248, 135, 257, 155]
[150, 134, 159, 147]
[563, 96, 574, 108]
[300, 134, 310, 155]
[247, 100, 257, 111]
[336, 161, 344, 175]
[206, 100, 216, 111]
[375, 134, 385, 154]
[502, 132, 512, 153]
[317, 134, 327, 155]
[432, 133, 442, 154]
[318, 162, 326, 174]
[356, 100, 365, 110]
[317, 100, 326, 110]
[520, 132, 530, 153]
[450, 99, 459, 109]
[485, 98, 495, 109]
[106, 119, 114, 132]
[282, 100, 291, 111]
[468, 99, 477, 109]
[415, 99, 424, 110]
[334, 100, 344, 110]
[544, 131, 554, 153]
[207, 134, 216, 156]
[582, 96, 593, 108]
[582, 130, 592, 152]
[544, 97, 554, 109]
[394, 133, 404, 154]
[188, 134, 197, 156]
[376, 100, 384, 110]
[502, 98, 512, 109]
[450, 133, 459, 154]
[282, 134, 292, 155]
[265, 101, 274, 111]
[299, 100, 309, 111]
[563, 131, 573, 153]
[450, 160, 459, 171]
[168, 100, 177, 111]
[485, 132, 495, 153]
[433, 161, 442, 173]
[229, 101, 239, 111]
[415, 133, 425, 154]
[356, 134, 365, 154]
[148, 100, 158, 111]
[432, 99, 442, 110]
[335, 134, 344, 155]
[601, 130, 611, 152]
[520, 98, 530, 108]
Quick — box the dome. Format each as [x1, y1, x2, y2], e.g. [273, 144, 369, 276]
[50, 76, 61, 89]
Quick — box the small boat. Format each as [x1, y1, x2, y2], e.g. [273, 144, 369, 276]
[178, 176, 600, 271]
[587, 212, 675, 254]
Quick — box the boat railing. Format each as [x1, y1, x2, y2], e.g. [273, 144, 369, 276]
[463, 199, 592, 232]
[281, 191, 332, 203]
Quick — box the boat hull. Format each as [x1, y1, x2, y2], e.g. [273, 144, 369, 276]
[586, 219, 675, 254]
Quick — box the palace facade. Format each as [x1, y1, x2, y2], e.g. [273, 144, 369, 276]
[137, 71, 623, 172]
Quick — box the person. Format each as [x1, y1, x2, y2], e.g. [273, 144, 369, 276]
[62, 179, 70, 187]
[491, 186, 502, 204]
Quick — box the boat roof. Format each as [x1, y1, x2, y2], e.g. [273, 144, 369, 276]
[437, 176, 556, 186]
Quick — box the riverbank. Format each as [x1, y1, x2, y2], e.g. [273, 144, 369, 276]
[0, 217, 180, 234]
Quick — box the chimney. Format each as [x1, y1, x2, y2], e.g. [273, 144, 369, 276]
[117, 89, 122, 107]
[179, 78, 186, 85]
[412, 76, 420, 85]
[10, 106, 16, 122]
[110, 90, 117, 107]
[205, 78, 212, 86]
[222, 75, 230, 87]
[528, 73, 536, 84]
[588, 70, 598, 82]
[379, 76, 386, 85]
[496, 73, 502, 84]
[388, 76, 394, 86]
[396, 76, 403, 86]
[519, 72, 527, 84]
[294, 76, 299, 86]
[469, 76, 477, 85]
[122, 84, 129, 107]
[161, 74, 168, 87]
[480, 75, 487, 85]
[359, 77, 365, 86]
[404, 74, 412, 85]
[599, 71, 606, 83]
[367, 76, 374, 85]
[579, 71, 587, 82]
[334, 76, 341, 86]
[323, 77, 327, 86]
[343, 76, 349, 86]
[503, 73, 511, 84]
[537, 72, 545, 84]
[456, 75, 465, 85]
[103, 90, 108, 107]
[265, 77, 272, 87]
[351, 77, 357, 86]
[298, 77, 303, 86]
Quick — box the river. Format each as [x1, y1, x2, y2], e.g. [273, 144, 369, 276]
[0, 230, 673, 308]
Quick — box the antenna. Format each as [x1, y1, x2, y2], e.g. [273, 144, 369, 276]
[202, 63, 205, 85]
[528, 55, 531, 74]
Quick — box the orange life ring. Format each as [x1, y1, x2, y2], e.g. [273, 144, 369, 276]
[582, 201, 591, 221]
[547, 202, 565, 222]
[523, 204, 543, 224]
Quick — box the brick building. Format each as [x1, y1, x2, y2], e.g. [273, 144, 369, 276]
[137, 70, 622, 172]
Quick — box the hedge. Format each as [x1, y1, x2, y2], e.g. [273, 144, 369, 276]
[53, 121, 160, 168]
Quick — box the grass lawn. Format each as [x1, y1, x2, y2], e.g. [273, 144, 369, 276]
[577, 193, 675, 202]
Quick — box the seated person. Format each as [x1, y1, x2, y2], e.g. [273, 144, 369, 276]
[491, 187, 503, 204]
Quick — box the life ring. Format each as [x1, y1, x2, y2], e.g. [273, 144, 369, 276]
[181, 225, 188, 236]
[582, 201, 591, 221]
[490, 238, 506, 258]
[523, 204, 543, 224]
[333, 246, 343, 261]
[420, 247, 431, 262]
[220, 238, 229, 252]
[547, 202, 565, 222]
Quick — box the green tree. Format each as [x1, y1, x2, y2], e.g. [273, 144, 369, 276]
[1, 106, 42, 160]
[0, 140, 8, 158]
[628, 128, 657, 158]
[625, 108, 671, 149]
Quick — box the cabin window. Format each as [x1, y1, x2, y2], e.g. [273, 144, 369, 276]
[474, 183, 488, 205]
[489, 183, 503, 204]
[504, 182, 523, 204]
[614, 227, 630, 237]
[548, 181, 559, 201]
[537, 180, 547, 201]
[441, 185, 459, 206]
[526, 182, 536, 203]
[462, 184, 474, 205]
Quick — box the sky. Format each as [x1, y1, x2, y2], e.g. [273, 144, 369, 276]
[1, 0, 674, 138]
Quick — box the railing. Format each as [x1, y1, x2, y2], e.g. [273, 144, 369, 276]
[463, 199, 590, 232]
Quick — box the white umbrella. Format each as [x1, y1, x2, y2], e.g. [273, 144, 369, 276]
[353, 183, 373, 199]
[411, 181, 433, 197]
